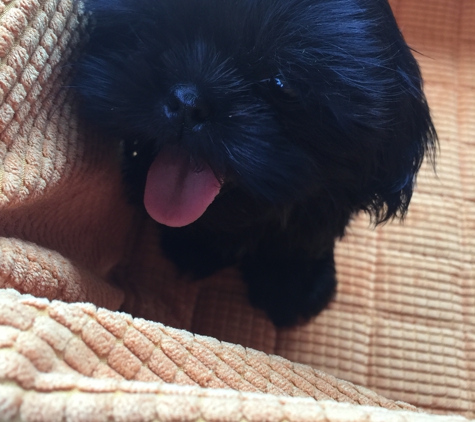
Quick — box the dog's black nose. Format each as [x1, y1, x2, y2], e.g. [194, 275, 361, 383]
[165, 85, 210, 129]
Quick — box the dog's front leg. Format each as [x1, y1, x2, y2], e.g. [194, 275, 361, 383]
[240, 239, 337, 327]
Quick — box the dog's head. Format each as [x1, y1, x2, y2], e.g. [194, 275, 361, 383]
[76, 0, 437, 227]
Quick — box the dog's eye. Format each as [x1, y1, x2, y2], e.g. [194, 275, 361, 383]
[265, 77, 299, 101]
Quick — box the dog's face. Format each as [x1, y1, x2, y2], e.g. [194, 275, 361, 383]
[76, 0, 436, 228]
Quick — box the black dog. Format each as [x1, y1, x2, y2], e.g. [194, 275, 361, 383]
[75, 0, 437, 326]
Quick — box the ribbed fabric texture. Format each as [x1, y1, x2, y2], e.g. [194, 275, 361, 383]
[1, 289, 467, 422]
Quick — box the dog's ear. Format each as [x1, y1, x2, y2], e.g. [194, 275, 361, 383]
[314, 48, 437, 224]
[307, 0, 438, 224]
[81, 0, 141, 52]
[364, 99, 437, 224]
[318, 89, 436, 226]
[362, 6, 438, 225]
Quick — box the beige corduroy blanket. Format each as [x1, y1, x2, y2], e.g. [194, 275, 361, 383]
[0, 0, 474, 421]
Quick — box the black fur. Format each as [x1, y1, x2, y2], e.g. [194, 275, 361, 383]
[75, 0, 437, 326]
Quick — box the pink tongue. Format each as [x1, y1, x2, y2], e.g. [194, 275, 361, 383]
[144, 149, 221, 227]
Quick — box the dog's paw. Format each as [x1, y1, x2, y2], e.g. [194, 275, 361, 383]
[240, 253, 337, 327]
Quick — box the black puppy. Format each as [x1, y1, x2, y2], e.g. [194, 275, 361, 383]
[75, 0, 437, 326]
